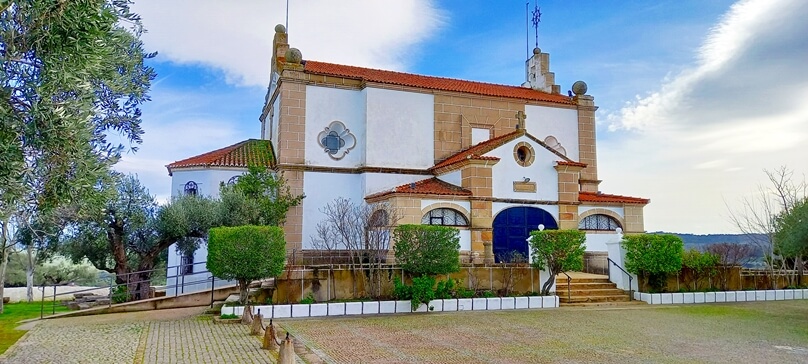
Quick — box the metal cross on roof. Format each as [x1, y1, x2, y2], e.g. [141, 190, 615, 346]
[531, 2, 542, 49]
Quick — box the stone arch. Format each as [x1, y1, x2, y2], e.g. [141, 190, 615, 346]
[420, 202, 471, 224]
[578, 208, 625, 229]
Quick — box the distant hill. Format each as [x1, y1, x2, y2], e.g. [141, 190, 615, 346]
[654, 232, 766, 248]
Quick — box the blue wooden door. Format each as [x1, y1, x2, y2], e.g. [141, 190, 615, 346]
[492, 207, 558, 262]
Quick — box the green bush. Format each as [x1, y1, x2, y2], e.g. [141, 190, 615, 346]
[207, 225, 286, 304]
[622, 234, 684, 292]
[299, 293, 315, 305]
[220, 313, 238, 319]
[682, 249, 720, 290]
[410, 276, 436, 311]
[111, 285, 128, 304]
[434, 278, 457, 299]
[393, 277, 412, 300]
[393, 225, 460, 277]
[529, 229, 586, 295]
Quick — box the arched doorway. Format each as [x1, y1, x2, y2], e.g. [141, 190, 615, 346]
[492, 207, 558, 262]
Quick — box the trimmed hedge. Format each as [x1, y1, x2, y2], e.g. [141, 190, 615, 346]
[622, 234, 684, 292]
[393, 224, 460, 276]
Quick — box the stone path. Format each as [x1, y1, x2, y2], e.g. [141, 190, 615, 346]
[0, 308, 278, 364]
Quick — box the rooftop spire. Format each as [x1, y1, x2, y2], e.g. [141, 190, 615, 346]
[531, 1, 541, 49]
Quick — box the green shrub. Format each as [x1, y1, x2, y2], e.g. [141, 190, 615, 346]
[393, 225, 460, 276]
[207, 225, 286, 304]
[622, 234, 684, 292]
[480, 290, 496, 298]
[393, 277, 412, 300]
[529, 229, 586, 295]
[682, 249, 720, 290]
[299, 293, 315, 305]
[410, 276, 436, 311]
[434, 278, 457, 299]
[111, 285, 128, 304]
[220, 313, 238, 319]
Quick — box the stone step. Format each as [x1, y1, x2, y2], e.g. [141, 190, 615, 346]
[557, 282, 618, 290]
[556, 288, 626, 296]
[559, 295, 631, 304]
[561, 300, 647, 308]
[556, 278, 611, 284]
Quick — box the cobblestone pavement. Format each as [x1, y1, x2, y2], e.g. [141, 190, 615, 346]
[0, 308, 278, 364]
[281, 301, 808, 364]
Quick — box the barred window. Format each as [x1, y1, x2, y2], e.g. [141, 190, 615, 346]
[578, 214, 621, 231]
[184, 181, 198, 196]
[421, 208, 468, 227]
[227, 176, 239, 186]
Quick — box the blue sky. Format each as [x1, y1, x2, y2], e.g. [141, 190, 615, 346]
[122, 0, 808, 234]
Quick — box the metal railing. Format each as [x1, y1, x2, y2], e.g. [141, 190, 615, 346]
[607, 258, 633, 301]
[38, 260, 227, 319]
[560, 271, 572, 301]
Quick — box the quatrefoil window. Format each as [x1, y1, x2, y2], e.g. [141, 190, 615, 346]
[317, 121, 356, 160]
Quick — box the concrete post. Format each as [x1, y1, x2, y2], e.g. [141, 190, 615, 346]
[262, 320, 279, 351]
[278, 334, 295, 364]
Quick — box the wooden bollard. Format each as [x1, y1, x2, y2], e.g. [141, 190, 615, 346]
[262, 319, 279, 350]
[278, 333, 295, 364]
[251, 309, 264, 335]
[241, 304, 254, 325]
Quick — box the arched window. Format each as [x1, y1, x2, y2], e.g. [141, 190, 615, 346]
[421, 208, 469, 226]
[184, 181, 198, 196]
[578, 214, 621, 231]
[227, 176, 239, 186]
[369, 209, 389, 228]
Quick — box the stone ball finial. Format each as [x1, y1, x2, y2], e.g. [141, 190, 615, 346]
[572, 81, 588, 95]
[285, 48, 302, 64]
[274, 24, 286, 34]
[533, 47, 541, 55]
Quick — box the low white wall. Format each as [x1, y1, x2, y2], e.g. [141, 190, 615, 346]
[221, 296, 559, 318]
[634, 289, 807, 305]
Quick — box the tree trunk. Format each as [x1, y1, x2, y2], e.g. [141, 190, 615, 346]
[239, 279, 250, 304]
[541, 272, 556, 296]
[26, 243, 34, 303]
[0, 244, 9, 314]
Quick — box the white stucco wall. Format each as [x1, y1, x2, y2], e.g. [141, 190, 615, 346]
[488, 136, 559, 201]
[525, 104, 579, 161]
[584, 232, 622, 252]
[363, 173, 426, 196]
[302, 171, 365, 249]
[458, 230, 471, 251]
[170, 169, 245, 198]
[436, 170, 462, 187]
[270, 97, 280, 148]
[471, 128, 490, 144]
[305, 86, 366, 167]
[365, 88, 434, 168]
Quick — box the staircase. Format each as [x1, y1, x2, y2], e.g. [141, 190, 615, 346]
[555, 273, 644, 307]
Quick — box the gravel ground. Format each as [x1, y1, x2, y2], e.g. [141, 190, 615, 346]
[2, 301, 807, 363]
[3, 286, 109, 303]
[281, 301, 808, 363]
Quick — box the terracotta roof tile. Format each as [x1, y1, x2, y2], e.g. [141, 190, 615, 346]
[366, 178, 472, 200]
[304, 61, 575, 105]
[431, 130, 523, 171]
[166, 139, 274, 175]
[579, 191, 649, 204]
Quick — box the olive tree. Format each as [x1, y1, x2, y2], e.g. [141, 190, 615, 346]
[0, 0, 154, 313]
[529, 229, 586, 296]
[207, 225, 286, 304]
[393, 224, 461, 277]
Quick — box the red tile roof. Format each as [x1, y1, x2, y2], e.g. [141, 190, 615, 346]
[579, 191, 650, 204]
[166, 139, 274, 175]
[366, 178, 472, 200]
[304, 61, 575, 105]
[431, 130, 523, 171]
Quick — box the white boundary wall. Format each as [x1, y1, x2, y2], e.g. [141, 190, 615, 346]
[221, 296, 559, 319]
[635, 289, 807, 305]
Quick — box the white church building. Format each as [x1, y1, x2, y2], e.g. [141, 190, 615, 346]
[164, 24, 648, 292]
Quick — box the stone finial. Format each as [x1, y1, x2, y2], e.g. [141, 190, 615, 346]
[275, 24, 286, 34]
[572, 81, 588, 96]
[285, 48, 302, 64]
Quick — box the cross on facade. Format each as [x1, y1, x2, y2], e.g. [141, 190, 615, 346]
[515, 110, 527, 129]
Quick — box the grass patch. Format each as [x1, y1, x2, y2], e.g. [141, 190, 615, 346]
[0, 302, 69, 355]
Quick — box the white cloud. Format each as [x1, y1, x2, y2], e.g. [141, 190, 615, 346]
[132, 0, 445, 87]
[601, 0, 808, 233]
